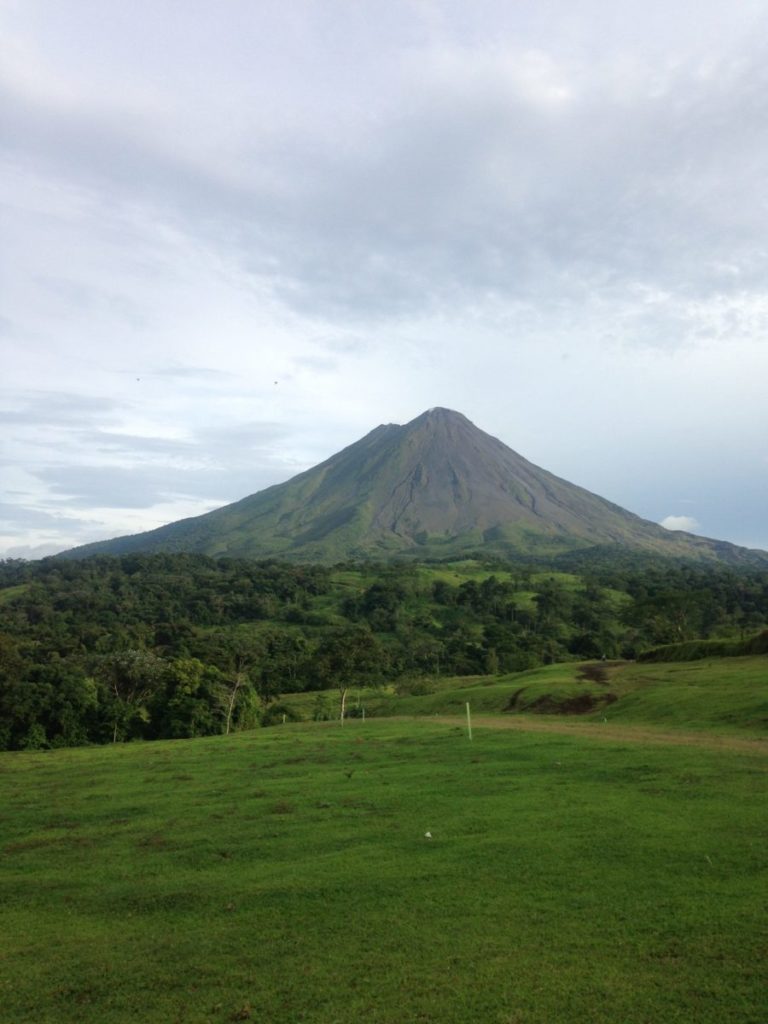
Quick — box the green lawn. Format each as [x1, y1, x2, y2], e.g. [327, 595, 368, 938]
[2, 719, 766, 1023]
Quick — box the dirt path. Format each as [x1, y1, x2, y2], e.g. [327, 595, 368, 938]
[398, 714, 768, 755]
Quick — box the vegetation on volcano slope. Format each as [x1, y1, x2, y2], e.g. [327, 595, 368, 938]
[61, 408, 768, 567]
[1, 720, 766, 1024]
[0, 553, 766, 749]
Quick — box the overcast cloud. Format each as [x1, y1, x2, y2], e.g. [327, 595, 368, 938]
[2, 0, 767, 557]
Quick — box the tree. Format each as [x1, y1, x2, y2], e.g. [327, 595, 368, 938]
[200, 633, 264, 734]
[312, 626, 384, 723]
[154, 657, 226, 738]
[95, 648, 165, 742]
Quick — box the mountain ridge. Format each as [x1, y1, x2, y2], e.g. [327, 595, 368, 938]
[60, 408, 767, 565]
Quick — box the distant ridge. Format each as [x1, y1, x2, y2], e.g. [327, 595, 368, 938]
[61, 408, 767, 565]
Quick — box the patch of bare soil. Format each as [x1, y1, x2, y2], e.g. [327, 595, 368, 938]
[525, 693, 618, 715]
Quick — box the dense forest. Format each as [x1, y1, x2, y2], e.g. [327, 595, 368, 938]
[1, 553, 767, 750]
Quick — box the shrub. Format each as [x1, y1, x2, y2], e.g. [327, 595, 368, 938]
[638, 630, 768, 663]
[261, 703, 303, 727]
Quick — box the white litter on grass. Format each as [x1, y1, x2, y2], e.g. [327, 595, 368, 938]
[424, 831, 432, 839]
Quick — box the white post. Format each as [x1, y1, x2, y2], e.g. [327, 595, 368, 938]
[282, 713, 286, 725]
[362, 706, 365, 722]
[465, 702, 473, 741]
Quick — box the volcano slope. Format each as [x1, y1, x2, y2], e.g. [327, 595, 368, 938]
[63, 408, 767, 565]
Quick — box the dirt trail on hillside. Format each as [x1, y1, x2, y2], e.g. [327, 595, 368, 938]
[401, 715, 768, 755]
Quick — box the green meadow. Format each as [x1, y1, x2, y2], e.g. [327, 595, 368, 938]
[2, 711, 766, 1023]
[282, 655, 768, 735]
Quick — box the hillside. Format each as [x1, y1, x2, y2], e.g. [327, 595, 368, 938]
[290, 656, 768, 736]
[2, 553, 766, 750]
[61, 409, 767, 564]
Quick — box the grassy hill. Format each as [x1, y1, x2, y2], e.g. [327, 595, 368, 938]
[2, 715, 765, 1023]
[280, 655, 768, 735]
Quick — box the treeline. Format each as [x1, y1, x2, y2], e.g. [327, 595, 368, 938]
[638, 630, 768, 663]
[0, 553, 767, 749]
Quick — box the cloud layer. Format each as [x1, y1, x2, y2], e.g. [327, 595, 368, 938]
[2, 1, 767, 554]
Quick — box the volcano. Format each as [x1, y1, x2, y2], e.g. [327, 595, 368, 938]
[62, 408, 764, 564]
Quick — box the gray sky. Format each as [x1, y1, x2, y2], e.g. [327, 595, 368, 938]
[2, 0, 767, 557]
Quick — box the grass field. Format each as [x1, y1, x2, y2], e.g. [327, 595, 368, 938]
[281, 655, 768, 735]
[2, 716, 766, 1023]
